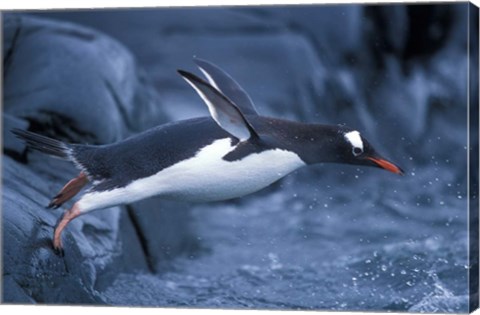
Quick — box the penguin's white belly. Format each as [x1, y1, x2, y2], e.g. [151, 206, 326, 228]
[155, 139, 305, 202]
[77, 138, 305, 212]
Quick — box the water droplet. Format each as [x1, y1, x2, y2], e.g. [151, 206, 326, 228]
[400, 270, 407, 275]
[381, 265, 387, 271]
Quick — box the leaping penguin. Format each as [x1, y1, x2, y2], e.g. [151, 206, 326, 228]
[12, 58, 404, 255]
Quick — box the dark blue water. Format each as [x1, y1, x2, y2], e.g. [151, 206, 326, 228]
[28, 3, 475, 312]
[100, 166, 469, 311]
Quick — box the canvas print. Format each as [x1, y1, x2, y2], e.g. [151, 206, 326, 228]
[2, 2, 479, 312]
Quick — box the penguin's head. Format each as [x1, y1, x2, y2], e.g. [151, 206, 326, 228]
[337, 129, 404, 175]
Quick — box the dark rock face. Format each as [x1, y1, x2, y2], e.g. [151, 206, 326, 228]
[2, 4, 475, 311]
[3, 14, 164, 144]
[2, 14, 194, 304]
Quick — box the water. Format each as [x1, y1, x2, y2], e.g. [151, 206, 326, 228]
[101, 166, 469, 311]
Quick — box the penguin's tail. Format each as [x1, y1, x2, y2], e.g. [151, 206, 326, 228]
[11, 128, 73, 160]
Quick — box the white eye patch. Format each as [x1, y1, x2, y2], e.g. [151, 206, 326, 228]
[344, 131, 364, 152]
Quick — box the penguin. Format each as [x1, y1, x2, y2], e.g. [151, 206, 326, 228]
[12, 58, 403, 255]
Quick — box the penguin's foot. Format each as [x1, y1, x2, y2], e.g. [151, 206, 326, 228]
[47, 172, 88, 209]
[52, 203, 81, 256]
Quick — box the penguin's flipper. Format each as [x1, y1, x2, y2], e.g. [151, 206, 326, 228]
[194, 58, 258, 116]
[178, 70, 259, 142]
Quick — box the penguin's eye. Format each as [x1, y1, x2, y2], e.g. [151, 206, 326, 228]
[352, 147, 363, 156]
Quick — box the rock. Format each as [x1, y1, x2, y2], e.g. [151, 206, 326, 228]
[3, 155, 106, 304]
[3, 114, 28, 157]
[127, 198, 199, 273]
[3, 14, 165, 144]
[2, 14, 194, 304]
[26, 8, 329, 120]
[35, 5, 470, 158]
[2, 276, 36, 304]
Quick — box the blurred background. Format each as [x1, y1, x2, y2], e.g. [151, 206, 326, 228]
[2, 3, 478, 312]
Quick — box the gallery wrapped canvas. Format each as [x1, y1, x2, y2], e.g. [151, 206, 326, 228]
[2, 2, 479, 312]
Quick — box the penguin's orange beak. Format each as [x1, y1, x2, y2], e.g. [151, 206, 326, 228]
[367, 156, 404, 175]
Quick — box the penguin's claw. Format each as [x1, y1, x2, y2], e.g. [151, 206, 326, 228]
[53, 245, 64, 257]
[46, 202, 60, 209]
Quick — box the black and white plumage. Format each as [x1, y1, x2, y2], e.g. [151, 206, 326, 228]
[12, 58, 403, 255]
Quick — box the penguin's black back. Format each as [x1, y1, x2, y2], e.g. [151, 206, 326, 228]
[72, 116, 340, 192]
[73, 117, 234, 191]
